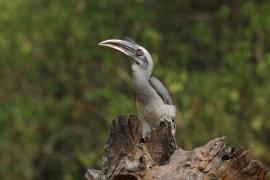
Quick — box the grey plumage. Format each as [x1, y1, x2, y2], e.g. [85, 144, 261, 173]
[99, 37, 176, 137]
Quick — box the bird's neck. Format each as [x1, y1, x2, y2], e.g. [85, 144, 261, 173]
[132, 70, 150, 88]
[133, 75, 151, 105]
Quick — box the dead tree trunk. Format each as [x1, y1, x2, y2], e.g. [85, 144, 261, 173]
[85, 115, 268, 180]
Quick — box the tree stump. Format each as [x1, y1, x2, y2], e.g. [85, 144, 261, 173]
[85, 115, 268, 180]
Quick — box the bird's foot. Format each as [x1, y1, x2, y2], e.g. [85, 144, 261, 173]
[159, 116, 169, 124]
[159, 116, 176, 136]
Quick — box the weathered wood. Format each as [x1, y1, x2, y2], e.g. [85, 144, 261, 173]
[85, 115, 268, 180]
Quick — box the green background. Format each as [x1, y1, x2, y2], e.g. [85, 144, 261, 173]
[0, 0, 269, 179]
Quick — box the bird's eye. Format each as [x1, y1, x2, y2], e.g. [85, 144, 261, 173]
[136, 49, 144, 56]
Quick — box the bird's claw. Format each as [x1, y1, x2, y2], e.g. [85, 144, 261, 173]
[159, 116, 170, 125]
[159, 116, 176, 136]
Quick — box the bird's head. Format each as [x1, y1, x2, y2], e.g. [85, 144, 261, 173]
[99, 37, 153, 77]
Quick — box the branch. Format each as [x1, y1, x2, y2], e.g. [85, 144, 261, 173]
[85, 115, 268, 180]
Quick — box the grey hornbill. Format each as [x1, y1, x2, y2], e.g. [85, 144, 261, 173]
[99, 37, 176, 138]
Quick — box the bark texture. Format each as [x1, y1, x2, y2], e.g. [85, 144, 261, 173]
[85, 115, 268, 180]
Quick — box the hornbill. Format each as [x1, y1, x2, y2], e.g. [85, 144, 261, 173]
[99, 37, 176, 138]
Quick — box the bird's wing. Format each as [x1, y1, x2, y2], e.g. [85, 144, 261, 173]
[149, 76, 173, 105]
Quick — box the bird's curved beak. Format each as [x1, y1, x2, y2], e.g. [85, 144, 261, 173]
[98, 39, 136, 57]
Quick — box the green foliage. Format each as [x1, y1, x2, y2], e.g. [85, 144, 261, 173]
[0, 0, 269, 179]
